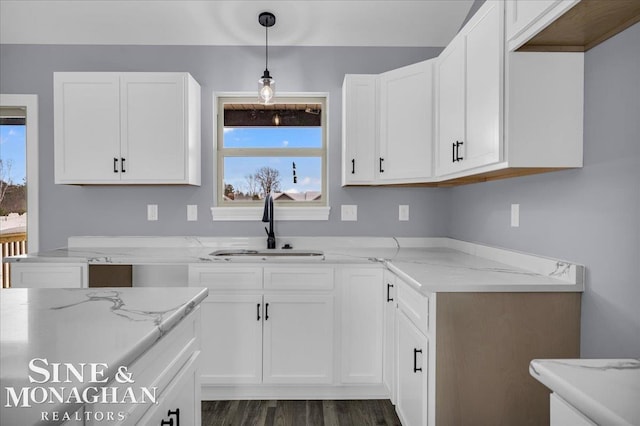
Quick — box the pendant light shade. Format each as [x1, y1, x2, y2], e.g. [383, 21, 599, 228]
[258, 12, 276, 104]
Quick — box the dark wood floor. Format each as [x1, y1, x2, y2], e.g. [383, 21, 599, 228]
[202, 400, 402, 426]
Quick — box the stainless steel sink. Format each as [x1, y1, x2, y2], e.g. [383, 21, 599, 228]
[210, 249, 324, 257]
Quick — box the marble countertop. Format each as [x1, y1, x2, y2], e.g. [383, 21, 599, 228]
[5, 236, 584, 294]
[530, 358, 640, 426]
[0, 287, 208, 426]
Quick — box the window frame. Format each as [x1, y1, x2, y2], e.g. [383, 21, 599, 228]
[211, 92, 330, 221]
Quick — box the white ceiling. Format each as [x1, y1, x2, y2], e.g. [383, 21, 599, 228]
[0, 0, 474, 47]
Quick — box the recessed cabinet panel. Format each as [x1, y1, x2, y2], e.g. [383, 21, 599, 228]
[200, 294, 263, 384]
[378, 60, 434, 181]
[436, 36, 466, 176]
[341, 268, 384, 384]
[342, 75, 377, 185]
[54, 73, 120, 183]
[121, 74, 186, 182]
[396, 311, 428, 426]
[263, 294, 334, 384]
[464, 0, 503, 170]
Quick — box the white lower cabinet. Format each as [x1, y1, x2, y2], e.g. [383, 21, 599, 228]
[189, 265, 335, 390]
[396, 310, 429, 426]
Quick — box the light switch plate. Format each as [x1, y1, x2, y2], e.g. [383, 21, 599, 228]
[399, 205, 409, 221]
[147, 204, 158, 221]
[511, 204, 520, 227]
[341, 205, 357, 221]
[187, 205, 198, 221]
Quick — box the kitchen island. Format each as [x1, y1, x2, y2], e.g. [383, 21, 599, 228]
[0, 287, 208, 425]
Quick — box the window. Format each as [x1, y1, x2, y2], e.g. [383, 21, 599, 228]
[212, 95, 329, 221]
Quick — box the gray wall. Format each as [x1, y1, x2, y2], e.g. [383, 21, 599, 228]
[0, 45, 449, 250]
[449, 23, 640, 357]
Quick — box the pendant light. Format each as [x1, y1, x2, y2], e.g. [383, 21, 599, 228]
[258, 12, 276, 104]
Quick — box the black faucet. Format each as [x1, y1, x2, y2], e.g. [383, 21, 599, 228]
[262, 193, 276, 249]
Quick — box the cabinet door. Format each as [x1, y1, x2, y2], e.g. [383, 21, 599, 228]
[137, 352, 201, 426]
[378, 60, 434, 181]
[396, 311, 428, 426]
[383, 272, 397, 402]
[120, 73, 187, 182]
[200, 294, 263, 384]
[342, 75, 377, 185]
[436, 35, 466, 176]
[54, 73, 121, 183]
[263, 294, 334, 384]
[340, 267, 384, 384]
[464, 0, 503, 171]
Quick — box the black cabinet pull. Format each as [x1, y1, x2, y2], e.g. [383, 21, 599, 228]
[257, 303, 261, 321]
[387, 283, 394, 302]
[452, 142, 456, 163]
[379, 157, 384, 173]
[265, 303, 269, 320]
[413, 348, 423, 373]
[161, 408, 179, 426]
[113, 157, 119, 173]
[351, 158, 355, 174]
[121, 157, 126, 173]
[456, 141, 464, 162]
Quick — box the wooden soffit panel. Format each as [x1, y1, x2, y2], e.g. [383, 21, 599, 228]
[518, 0, 640, 52]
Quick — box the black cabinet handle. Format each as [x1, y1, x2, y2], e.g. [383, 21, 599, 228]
[379, 157, 384, 173]
[351, 158, 355, 174]
[121, 157, 126, 173]
[161, 408, 179, 426]
[456, 141, 464, 162]
[413, 348, 423, 373]
[257, 303, 261, 321]
[452, 142, 456, 163]
[387, 283, 394, 302]
[113, 157, 119, 173]
[265, 303, 269, 320]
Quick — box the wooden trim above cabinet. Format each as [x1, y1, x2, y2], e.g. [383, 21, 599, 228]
[518, 0, 640, 52]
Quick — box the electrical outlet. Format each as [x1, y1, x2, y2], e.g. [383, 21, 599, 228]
[399, 205, 409, 221]
[341, 205, 358, 221]
[511, 204, 520, 227]
[147, 204, 158, 221]
[187, 205, 198, 221]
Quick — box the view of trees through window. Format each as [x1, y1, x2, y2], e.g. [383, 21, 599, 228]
[219, 99, 325, 205]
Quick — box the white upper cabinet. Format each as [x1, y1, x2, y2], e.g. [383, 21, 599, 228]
[342, 75, 377, 185]
[342, 59, 434, 186]
[54, 72, 201, 185]
[436, 0, 503, 176]
[378, 60, 434, 182]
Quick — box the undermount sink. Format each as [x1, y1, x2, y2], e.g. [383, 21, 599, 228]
[210, 249, 324, 257]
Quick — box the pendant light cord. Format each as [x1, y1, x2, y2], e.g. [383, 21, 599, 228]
[265, 22, 269, 71]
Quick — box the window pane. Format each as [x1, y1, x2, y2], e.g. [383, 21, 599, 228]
[223, 157, 322, 202]
[223, 127, 322, 149]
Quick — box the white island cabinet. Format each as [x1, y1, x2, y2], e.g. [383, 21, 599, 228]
[54, 72, 201, 185]
[0, 287, 207, 426]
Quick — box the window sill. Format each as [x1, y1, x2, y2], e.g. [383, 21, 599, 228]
[210, 206, 331, 221]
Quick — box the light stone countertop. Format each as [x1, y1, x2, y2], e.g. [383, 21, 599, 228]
[0, 287, 208, 425]
[5, 237, 584, 294]
[530, 358, 640, 426]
